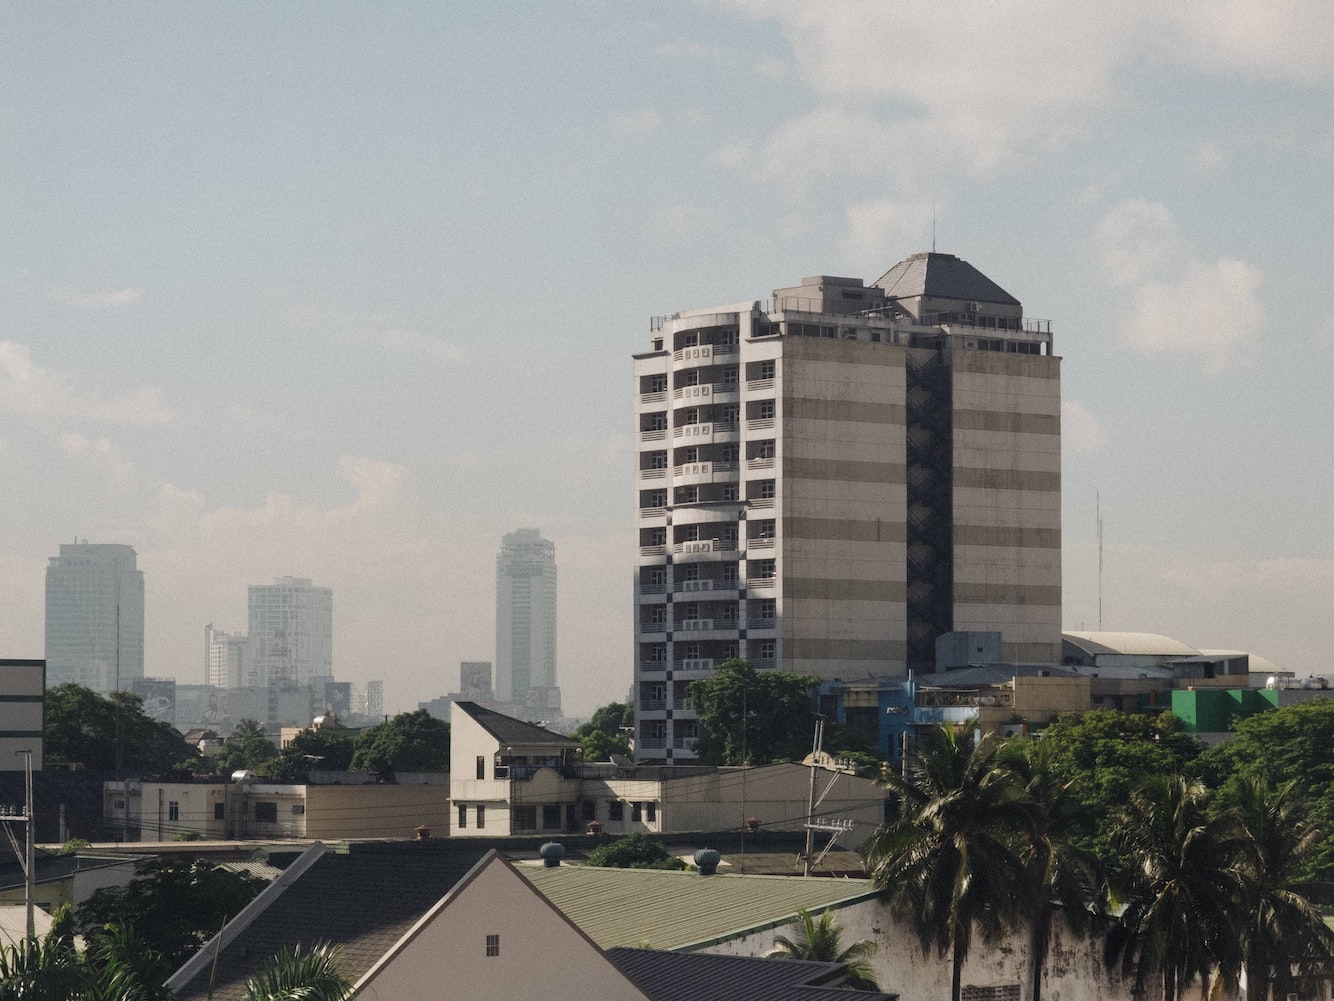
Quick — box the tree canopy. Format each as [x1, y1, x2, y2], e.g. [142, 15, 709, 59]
[210, 718, 279, 775]
[349, 709, 450, 778]
[44, 684, 198, 776]
[573, 702, 632, 761]
[585, 832, 686, 871]
[689, 659, 820, 765]
[270, 727, 356, 782]
[76, 857, 267, 967]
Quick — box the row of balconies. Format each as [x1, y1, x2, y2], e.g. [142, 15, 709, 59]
[638, 416, 775, 444]
[638, 656, 777, 675]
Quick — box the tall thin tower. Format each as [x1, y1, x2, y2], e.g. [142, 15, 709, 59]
[45, 541, 144, 693]
[495, 529, 559, 714]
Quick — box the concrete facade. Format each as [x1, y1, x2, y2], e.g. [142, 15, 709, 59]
[247, 577, 332, 688]
[0, 659, 44, 771]
[634, 254, 1061, 761]
[44, 541, 144, 693]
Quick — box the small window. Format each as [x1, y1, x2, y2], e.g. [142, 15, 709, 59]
[580, 800, 596, 821]
[609, 800, 624, 821]
[757, 480, 775, 499]
[485, 934, 500, 957]
[514, 805, 537, 830]
[759, 361, 775, 380]
[458, 804, 467, 829]
[168, 801, 180, 822]
[758, 400, 775, 420]
[113, 799, 125, 810]
[291, 804, 305, 815]
[214, 803, 225, 820]
[631, 802, 643, 822]
[542, 804, 561, 829]
[476, 755, 486, 780]
[647, 802, 657, 823]
[476, 805, 485, 829]
[254, 802, 277, 823]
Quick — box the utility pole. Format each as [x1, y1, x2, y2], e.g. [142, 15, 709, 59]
[2, 751, 36, 938]
[803, 718, 824, 876]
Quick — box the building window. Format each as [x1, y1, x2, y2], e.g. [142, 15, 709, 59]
[754, 560, 776, 579]
[476, 755, 486, 780]
[721, 484, 739, 501]
[758, 400, 775, 420]
[609, 800, 624, 821]
[757, 600, 776, 620]
[759, 640, 776, 659]
[168, 801, 179, 822]
[647, 527, 666, 546]
[476, 805, 485, 829]
[485, 934, 500, 957]
[214, 803, 224, 820]
[754, 519, 775, 538]
[648, 450, 668, 469]
[514, 805, 537, 830]
[647, 374, 667, 392]
[759, 360, 775, 380]
[631, 802, 643, 822]
[757, 480, 775, 499]
[723, 366, 739, 384]
[581, 800, 596, 821]
[675, 486, 698, 504]
[254, 802, 277, 823]
[647, 802, 657, 823]
[458, 804, 467, 829]
[542, 804, 561, 829]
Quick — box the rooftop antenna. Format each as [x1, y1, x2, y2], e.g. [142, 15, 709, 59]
[1097, 491, 1104, 631]
[932, 204, 937, 253]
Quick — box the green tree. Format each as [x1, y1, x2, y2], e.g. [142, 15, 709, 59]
[1001, 738, 1107, 1001]
[573, 702, 633, 761]
[689, 659, 819, 765]
[1223, 777, 1334, 1001]
[44, 684, 198, 776]
[76, 857, 267, 967]
[83, 923, 174, 1001]
[214, 719, 279, 774]
[1033, 709, 1202, 863]
[586, 832, 686, 870]
[244, 942, 351, 1001]
[1199, 699, 1334, 881]
[865, 726, 1029, 1001]
[0, 914, 90, 1001]
[349, 710, 449, 779]
[767, 908, 878, 991]
[269, 727, 356, 781]
[1104, 774, 1244, 1001]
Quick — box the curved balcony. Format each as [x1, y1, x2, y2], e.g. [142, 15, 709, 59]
[673, 460, 739, 486]
[673, 540, 738, 562]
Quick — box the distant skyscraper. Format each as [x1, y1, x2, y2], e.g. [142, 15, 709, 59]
[205, 623, 254, 689]
[495, 529, 558, 707]
[247, 577, 332, 687]
[460, 661, 493, 700]
[45, 541, 144, 693]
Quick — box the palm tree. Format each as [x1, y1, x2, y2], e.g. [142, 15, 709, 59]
[1225, 776, 1334, 1001]
[768, 908, 879, 990]
[1003, 738, 1106, 1001]
[864, 726, 1030, 1001]
[1104, 774, 1245, 1001]
[244, 942, 351, 1001]
[0, 931, 91, 1001]
[84, 923, 174, 1001]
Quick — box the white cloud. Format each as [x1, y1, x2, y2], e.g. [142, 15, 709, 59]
[1061, 400, 1107, 454]
[613, 109, 663, 137]
[709, 141, 751, 168]
[840, 197, 936, 266]
[751, 55, 785, 80]
[1121, 257, 1265, 373]
[1188, 140, 1229, 176]
[652, 40, 730, 62]
[47, 286, 143, 308]
[0, 341, 173, 425]
[1153, 2, 1334, 86]
[59, 433, 135, 487]
[1094, 199, 1181, 286]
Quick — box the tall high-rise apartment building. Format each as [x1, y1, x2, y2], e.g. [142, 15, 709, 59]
[633, 252, 1062, 762]
[495, 530, 558, 708]
[204, 623, 254, 689]
[247, 577, 332, 687]
[45, 541, 144, 693]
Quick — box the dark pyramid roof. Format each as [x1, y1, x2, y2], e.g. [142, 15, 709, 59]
[171, 840, 492, 1001]
[872, 252, 1020, 306]
[454, 700, 579, 748]
[607, 948, 897, 1001]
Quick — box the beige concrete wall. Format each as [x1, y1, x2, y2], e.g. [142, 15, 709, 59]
[355, 856, 651, 1001]
[950, 350, 1062, 662]
[779, 337, 909, 679]
[657, 763, 884, 835]
[302, 784, 451, 841]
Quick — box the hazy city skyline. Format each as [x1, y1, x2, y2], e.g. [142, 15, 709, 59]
[3, 5, 1333, 717]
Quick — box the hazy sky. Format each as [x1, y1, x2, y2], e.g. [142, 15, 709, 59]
[3, 3, 1332, 717]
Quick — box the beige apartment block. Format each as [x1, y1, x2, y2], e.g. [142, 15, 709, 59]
[633, 253, 1062, 763]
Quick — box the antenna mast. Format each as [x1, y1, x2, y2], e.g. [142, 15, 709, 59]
[1097, 491, 1104, 631]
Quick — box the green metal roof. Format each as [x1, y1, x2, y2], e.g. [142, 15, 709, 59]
[519, 864, 879, 952]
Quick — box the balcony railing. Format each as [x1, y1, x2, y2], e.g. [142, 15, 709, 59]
[747, 418, 775, 432]
[748, 498, 775, 509]
[640, 736, 667, 749]
[673, 384, 714, 403]
[640, 390, 666, 405]
[640, 660, 667, 673]
[673, 345, 715, 364]
[748, 536, 775, 549]
[678, 619, 714, 631]
[640, 428, 667, 442]
[672, 697, 695, 711]
[640, 699, 667, 711]
[746, 378, 775, 392]
[639, 544, 667, 556]
[747, 576, 776, 589]
[747, 456, 775, 470]
[640, 467, 667, 479]
[677, 658, 715, 672]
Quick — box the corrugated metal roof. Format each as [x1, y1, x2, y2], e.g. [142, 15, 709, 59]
[520, 865, 878, 951]
[872, 252, 1020, 306]
[1062, 631, 1201, 657]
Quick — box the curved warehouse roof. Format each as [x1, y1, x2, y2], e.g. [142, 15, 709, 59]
[1062, 632, 1201, 658]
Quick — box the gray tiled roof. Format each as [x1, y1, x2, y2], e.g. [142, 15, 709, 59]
[608, 948, 897, 1001]
[453, 700, 580, 748]
[873, 251, 1020, 306]
[171, 840, 491, 1001]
